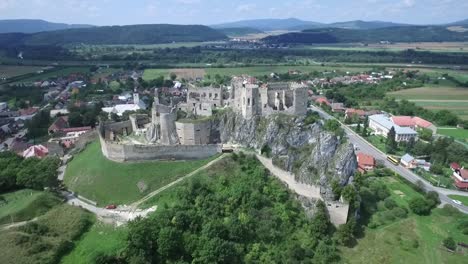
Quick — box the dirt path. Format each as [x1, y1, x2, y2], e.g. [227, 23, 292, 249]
[130, 154, 227, 209]
[0, 217, 38, 231]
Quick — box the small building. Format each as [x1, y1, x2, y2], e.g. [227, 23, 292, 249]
[22, 145, 49, 159]
[391, 116, 437, 134]
[102, 93, 147, 116]
[48, 116, 69, 135]
[369, 114, 418, 142]
[345, 108, 366, 120]
[451, 162, 461, 171]
[331, 103, 345, 113]
[357, 152, 376, 173]
[453, 168, 468, 190]
[0, 102, 7, 111]
[315, 97, 330, 106]
[400, 153, 416, 169]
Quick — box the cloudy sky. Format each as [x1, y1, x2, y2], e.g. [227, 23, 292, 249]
[0, 0, 466, 26]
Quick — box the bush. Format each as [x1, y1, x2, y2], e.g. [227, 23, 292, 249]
[384, 197, 397, 209]
[391, 207, 408, 218]
[443, 237, 456, 251]
[409, 197, 432, 215]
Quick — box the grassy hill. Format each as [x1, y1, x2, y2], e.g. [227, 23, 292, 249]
[263, 26, 468, 44]
[0, 24, 227, 46]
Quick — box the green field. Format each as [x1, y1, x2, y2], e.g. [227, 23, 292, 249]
[448, 195, 468, 206]
[62, 222, 127, 264]
[63, 141, 220, 205]
[437, 128, 468, 142]
[13, 67, 90, 83]
[341, 177, 468, 264]
[0, 190, 61, 225]
[143, 64, 373, 81]
[0, 204, 92, 264]
[0, 65, 44, 78]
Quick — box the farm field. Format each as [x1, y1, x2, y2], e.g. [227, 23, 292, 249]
[0, 65, 44, 78]
[341, 177, 468, 264]
[0, 189, 61, 225]
[388, 86, 468, 120]
[63, 141, 220, 206]
[12, 66, 90, 83]
[62, 222, 127, 264]
[437, 128, 468, 142]
[303, 42, 468, 53]
[143, 64, 374, 80]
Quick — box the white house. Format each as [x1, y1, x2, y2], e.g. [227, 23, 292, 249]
[369, 114, 418, 142]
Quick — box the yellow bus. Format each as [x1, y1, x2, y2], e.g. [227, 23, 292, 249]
[387, 155, 400, 166]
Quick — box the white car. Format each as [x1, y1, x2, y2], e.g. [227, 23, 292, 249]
[452, 200, 462, 205]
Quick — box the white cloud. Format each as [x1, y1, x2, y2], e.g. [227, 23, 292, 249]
[402, 0, 416, 7]
[0, 0, 14, 10]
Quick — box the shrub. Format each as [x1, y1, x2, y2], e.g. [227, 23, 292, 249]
[409, 197, 432, 215]
[391, 207, 408, 219]
[443, 237, 456, 251]
[384, 197, 397, 210]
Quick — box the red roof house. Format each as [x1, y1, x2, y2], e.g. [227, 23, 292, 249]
[357, 152, 376, 173]
[453, 168, 468, 189]
[391, 116, 436, 133]
[345, 108, 366, 119]
[48, 116, 69, 134]
[22, 145, 49, 159]
[451, 162, 461, 171]
[315, 97, 330, 106]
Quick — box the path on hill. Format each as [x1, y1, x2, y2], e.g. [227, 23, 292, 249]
[0, 217, 38, 231]
[129, 154, 227, 209]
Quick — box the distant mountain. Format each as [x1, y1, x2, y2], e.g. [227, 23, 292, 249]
[0, 19, 93, 34]
[263, 26, 468, 44]
[0, 24, 227, 46]
[217, 27, 264, 37]
[211, 18, 324, 31]
[327, 20, 409, 30]
[446, 18, 468, 26]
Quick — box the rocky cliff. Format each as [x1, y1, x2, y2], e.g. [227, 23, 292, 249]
[213, 110, 357, 201]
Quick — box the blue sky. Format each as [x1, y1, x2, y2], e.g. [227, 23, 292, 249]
[0, 0, 467, 26]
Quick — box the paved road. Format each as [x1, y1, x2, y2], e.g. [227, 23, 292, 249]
[309, 105, 468, 214]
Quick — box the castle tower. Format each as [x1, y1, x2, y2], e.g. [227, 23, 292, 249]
[241, 84, 259, 119]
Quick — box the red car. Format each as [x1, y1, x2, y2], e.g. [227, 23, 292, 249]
[105, 204, 117, 209]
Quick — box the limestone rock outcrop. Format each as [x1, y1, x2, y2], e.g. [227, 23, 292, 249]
[213, 110, 357, 201]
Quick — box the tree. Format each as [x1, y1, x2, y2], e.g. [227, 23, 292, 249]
[408, 197, 432, 215]
[356, 121, 361, 134]
[443, 237, 456, 251]
[170, 73, 177, 81]
[68, 112, 84, 127]
[386, 126, 397, 154]
[406, 137, 416, 153]
[312, 239, 339, 264]
[341, 185, 357, 204]
[361, 116, 369, 137]
[418, 128, 433, 141]
[335, 218, 356, 246]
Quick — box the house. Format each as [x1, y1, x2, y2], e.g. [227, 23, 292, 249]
[22, 145, 49, 159]
[357, 153, 376, 173]
[0, 102, 7, 111]
[48, 116, 69, 135]
[369, 114, 418, 142]
[391, 116, 436, 134]
[9, 139, 32, 155]
[331, 103, 345, 113]
[345, 108, 366, 120]
[18, 107, 39, 120]
[451, 162, 461, 171]
[400, 154, 416, 169]
[453, 168, 468, 190]
[315, 97, 330, 106]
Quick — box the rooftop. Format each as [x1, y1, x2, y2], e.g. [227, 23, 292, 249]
[369, 114, 417, 135]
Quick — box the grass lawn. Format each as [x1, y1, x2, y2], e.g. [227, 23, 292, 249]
[63, 141, 220, 206]
[366, 135, 405, 156]
[448, 195, 468, 206]
[0, 65, 44, 78]
[341, 176, 468, 264]
[62, 222, 127, 264]
[142, 68, 169, 80]
[0, 190, 61, 225]
[437, 128, 468, 142]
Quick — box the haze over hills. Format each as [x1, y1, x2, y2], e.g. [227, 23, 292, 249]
[217, 27, 264, 37]
[0, 19, 93, 34]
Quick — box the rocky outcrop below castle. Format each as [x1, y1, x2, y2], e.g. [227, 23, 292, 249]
[213, 110, 357, 201]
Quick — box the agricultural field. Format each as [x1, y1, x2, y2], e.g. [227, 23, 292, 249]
[63, 141, 220, 206]
[437, 127, 468, 142]
[341, 177, 468, 264]
[12, 66, 91, 83]
[143, 64, 373, 80]
[388, 86, 468, 120]
[0, 65, 44, 78]
[0, 190, 61, 225]
[62, 222, 127, 264]
[303, 42, 468, 53]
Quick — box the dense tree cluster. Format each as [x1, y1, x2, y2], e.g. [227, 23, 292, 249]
[25, 110, 51, 140]
[102, 154, 339, 263]
[0, 151, 60, 193]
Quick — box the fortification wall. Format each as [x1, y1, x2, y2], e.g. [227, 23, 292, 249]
[175, 120, 211, 145]
[100, 138, 221, 162]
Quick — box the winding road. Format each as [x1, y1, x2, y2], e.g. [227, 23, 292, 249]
[309, 105, 468, 214]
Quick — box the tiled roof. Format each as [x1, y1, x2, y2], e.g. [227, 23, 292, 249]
[357, 152, 375, 166]
[369, 115, 417, 135]
[391, 116, 415, 127]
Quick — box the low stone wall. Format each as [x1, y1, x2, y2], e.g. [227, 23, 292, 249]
[100, 135, 221, 162]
